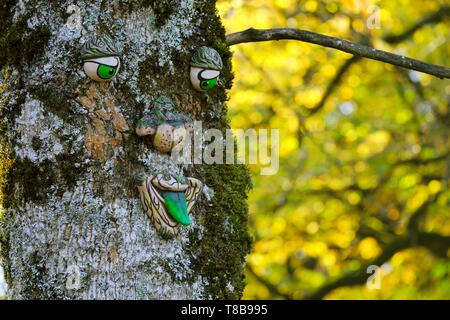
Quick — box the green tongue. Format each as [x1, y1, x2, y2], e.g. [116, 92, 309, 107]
[159, 190, 191, 225]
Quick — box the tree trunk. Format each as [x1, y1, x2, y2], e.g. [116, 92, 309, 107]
[0, 0, 251, 299]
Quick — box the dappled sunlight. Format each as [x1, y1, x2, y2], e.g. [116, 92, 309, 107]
[219, 0, 450, 299]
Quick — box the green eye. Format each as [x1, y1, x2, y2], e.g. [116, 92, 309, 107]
[200, 77, 218, 90]
[97, 64, 117, 79]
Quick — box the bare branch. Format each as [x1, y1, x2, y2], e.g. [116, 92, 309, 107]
[226, 28, 450, 79]
[308, 188, 445, 301]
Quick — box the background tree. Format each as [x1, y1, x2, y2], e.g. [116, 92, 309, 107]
[0, 0, 251, 299]
[218, 0, 450, 299]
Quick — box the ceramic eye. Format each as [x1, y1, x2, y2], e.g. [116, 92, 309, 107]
[189, 47, 223, 92]
[81, 34, 121, 82]
[83, 56, 120, 82]
[190, 68, 220, 91]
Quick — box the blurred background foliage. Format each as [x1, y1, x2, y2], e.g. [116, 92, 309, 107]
[218, 0, 449, 299]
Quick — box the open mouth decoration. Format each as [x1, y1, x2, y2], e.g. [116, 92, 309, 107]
[137, 174, 203, 239]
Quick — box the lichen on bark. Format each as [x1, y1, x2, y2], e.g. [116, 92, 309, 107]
[0, 0, 251, 299]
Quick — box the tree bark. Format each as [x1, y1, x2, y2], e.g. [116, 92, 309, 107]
[0, 0, 251, 299]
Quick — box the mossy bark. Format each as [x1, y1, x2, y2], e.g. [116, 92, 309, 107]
[0, 0, 251, 299]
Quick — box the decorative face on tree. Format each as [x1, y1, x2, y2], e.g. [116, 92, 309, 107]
[189, 46, 223, 92]
[81, 34, 121, 82]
